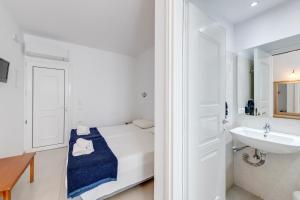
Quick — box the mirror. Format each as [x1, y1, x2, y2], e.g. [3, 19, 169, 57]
[237, 34, 300, 120]
[237, 48, 272, 117]
[237, 50, 255, 115]
[274, 81, 300, 119]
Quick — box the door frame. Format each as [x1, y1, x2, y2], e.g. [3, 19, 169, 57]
[24, 57, 71, 152]
[155, 0, 185, 199]
[170, 0, 185, 200]
[155, 0, 226, 199]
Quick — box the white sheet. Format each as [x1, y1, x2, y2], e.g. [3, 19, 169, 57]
[78, 124, 154, 200]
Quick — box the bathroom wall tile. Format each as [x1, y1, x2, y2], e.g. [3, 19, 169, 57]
[226, 138, 234, 190]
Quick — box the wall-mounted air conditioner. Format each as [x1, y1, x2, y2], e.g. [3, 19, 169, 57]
[24, 35, 70, 62]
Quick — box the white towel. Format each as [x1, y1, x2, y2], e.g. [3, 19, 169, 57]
[76, 138, 91, 147]
[77, 125, 90, 135]
[72, 138, 94, 157]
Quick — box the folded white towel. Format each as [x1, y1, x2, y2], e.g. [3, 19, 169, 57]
[76, 138, 91, 148]
[72, 139, 94, 157]
[77, 125, 90, 135]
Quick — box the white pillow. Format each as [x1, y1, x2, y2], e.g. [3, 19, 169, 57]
[132, 119, 154, 129]
[77, 125, 90, 135]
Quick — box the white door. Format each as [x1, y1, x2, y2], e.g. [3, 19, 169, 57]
[185, 2, 226, 200]
[33, 67, 65, 147]
[254, 48, 272, 116]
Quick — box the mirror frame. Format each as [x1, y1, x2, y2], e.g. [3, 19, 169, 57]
[274, 80, 300, 120]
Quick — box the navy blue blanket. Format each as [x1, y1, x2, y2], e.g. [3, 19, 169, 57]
[67, 128, 118, 198]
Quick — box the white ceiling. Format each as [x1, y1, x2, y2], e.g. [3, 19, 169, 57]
[1, 0, 154, 57]
[194, 0, 291, 24]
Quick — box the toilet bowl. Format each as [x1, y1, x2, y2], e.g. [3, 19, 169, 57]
[293, 191, 300, 200]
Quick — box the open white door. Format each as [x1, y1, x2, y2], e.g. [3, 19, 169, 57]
[184, 2, 226, 200]
[254, 48, 272, 116]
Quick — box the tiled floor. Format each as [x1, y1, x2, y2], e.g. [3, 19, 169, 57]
[227, 185, 263, 200]
[108, 181, 153, 200]
[0, 148, 153, 200]
[1, 148, 264, 200]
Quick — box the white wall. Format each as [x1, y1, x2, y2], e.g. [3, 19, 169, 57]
[235, 0, 300, 51]
[70, 45, 137, 127]
[134, 47, 155, 121]
[24, 34, 138, 130]
[0, 1, 24, 158]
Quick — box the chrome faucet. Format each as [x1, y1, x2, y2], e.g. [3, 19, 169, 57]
[263, 123, 271, 137]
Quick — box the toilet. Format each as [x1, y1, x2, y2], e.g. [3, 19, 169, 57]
[293, 191, 300, 200]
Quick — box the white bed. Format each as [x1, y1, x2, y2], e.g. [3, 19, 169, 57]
[72, 124, 154, 200]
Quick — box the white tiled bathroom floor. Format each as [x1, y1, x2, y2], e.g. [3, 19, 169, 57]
[227, 185, 263, 200]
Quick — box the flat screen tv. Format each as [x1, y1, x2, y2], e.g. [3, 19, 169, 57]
[0, 58, 9, 83]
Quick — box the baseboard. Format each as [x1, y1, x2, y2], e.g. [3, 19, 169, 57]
[25, 143, 67, 153]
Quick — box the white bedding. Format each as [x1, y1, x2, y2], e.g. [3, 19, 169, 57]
[77, 124, 154, 200]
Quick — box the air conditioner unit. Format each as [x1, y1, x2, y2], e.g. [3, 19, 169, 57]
[24, 42, 70, 62]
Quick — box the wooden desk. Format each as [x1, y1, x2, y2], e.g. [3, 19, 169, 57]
[0, 153, 36, 200]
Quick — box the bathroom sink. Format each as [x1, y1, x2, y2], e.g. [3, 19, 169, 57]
[230, 127, 300, 154]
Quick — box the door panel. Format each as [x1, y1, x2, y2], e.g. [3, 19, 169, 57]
[186, 2, 225, 200]
[33, 67, 65, 147]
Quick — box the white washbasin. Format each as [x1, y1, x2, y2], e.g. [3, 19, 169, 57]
[230, 127, 300, 154]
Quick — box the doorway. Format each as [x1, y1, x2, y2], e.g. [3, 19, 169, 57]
[162, 0, 227, 199]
